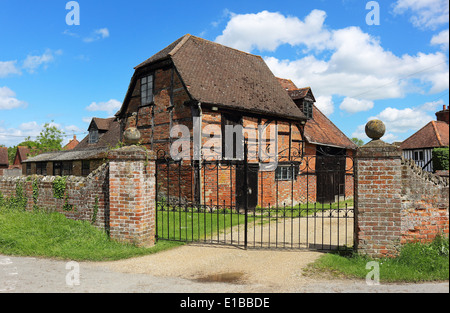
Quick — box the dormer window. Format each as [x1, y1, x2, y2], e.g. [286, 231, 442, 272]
[141, 74, 154, 106]
[302, 100, 313, 119]
[89, 128, 99, 144]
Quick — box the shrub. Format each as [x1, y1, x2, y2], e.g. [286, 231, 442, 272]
[433, 147, 449, 171]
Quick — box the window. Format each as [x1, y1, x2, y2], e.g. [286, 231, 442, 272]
[26, 163, 31, 175]
[89, 128, 99, 144]
[302, 100, 313, 119]
[62, 162, 73, 176]
[275, 164, 299, 181]
[221, 113, 243, 160]
[414, 150, 424, 161]
[82, 160, 90, 176]
[36, 162, 47, 175]
[53, 162, 62, 176]
[141, 74, 154, 106]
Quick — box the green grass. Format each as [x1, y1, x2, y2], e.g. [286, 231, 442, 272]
[307, 236, 449, 282]
[0, 207, 183, 261]
[253, 198, 354, 218]
[157, 208, 252, 242]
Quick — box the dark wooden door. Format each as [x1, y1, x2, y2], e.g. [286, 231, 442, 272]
[235, 163, 259, 211]
[316, 147, 345, 204]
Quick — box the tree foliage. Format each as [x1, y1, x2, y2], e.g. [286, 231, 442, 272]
[351, 137, 365, 147]
[5, 122, 65, 163]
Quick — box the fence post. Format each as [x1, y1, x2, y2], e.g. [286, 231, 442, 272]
[108, 146, 156, 247]
[355, 120, 403, 258]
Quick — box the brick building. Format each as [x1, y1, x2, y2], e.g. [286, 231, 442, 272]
[115, 34, 355, 207]
[22, 34, 355, 207]
[0, 147, 8, 175]
[23, 117, 120, 176]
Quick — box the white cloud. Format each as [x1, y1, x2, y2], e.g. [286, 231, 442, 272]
[215, 10, 331, 52]
[84, 28, 110, 43]
[0, 86, 27, 110]
[263, 25, 448, 104]
[351, 100, 443, 142]
[0, 120, 77, 147]
[0, 121, 40, 147]
[86, 99, 121, 116]
[22, 49, 62, 73]
[431, 29, 449, 50]
[392, 0, 449, 29]
[371, 107, 434, 134]
[0, 61, 21, 78]
[315, 96, 334, 116]
[340, 97, 374, 113]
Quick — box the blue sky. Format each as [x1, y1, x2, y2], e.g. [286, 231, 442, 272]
[0, 0, 448, 147]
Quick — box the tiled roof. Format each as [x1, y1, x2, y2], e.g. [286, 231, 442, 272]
[277, 78, 298, 91]
[129, 34, 307, 121]
[16, 146, 30, 163]
[0, 147, 8, 166]
[63, 135, 80, 151]
[277, 78, 356, 150]
[304, 105, 357, 149]
[23, 147, 109, 163]
[400, 121, 449, 150]
[91, 117, 115, 131]
[75, 118, 121, 150]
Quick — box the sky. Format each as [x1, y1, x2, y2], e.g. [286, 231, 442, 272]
[0, 0, 449, 147]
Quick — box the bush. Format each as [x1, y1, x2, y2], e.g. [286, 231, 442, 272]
[433, 147, 449, 171]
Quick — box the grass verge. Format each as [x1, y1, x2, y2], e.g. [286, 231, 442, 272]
[306, 235, 449, 282]
[0, 207, 183, 261]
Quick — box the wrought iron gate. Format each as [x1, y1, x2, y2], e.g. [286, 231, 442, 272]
[155, 147, 354, 251]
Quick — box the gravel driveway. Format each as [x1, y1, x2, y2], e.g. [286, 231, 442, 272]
[1, 246, 448, 293]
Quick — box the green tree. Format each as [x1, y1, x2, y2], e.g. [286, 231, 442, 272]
[34, 122, 65, 154]
[351, 137, 365, 147]
[9, 122, 65, 159]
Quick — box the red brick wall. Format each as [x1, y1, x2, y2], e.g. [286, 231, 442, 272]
[400, 158, 449, 243]
[108, 146, 156, 246]
[355, 141, 449, 258]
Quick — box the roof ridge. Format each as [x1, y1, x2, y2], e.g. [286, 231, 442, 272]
[185, 35, 264, 59]
[431, 121, 443, 146]
[168, 34, 192, 57]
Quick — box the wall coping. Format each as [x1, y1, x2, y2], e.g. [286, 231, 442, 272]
[107, 145, 156, 161]
[402, 157, 449, 187]
[356, 139, 402, 159]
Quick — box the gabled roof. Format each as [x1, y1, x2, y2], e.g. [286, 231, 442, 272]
[75, 118, 121, 150]
[90, 117, 115, 131]
[304, 104, 357, 150]
[63, 135, 80, 151]
[119, 34, 307, 121]
[276, 78, 315, 101]
[400, 121, 449, 150]
[15, 146, 30, 164]
[0, 147, 8, 166]
[278, 78, 356, 150]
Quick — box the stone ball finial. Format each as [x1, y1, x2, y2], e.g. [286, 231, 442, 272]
[365, 119, 386, 140]
[123, 127, 141, 145]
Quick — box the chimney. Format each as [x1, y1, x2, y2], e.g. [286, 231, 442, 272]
[436, 105, 449, 124]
